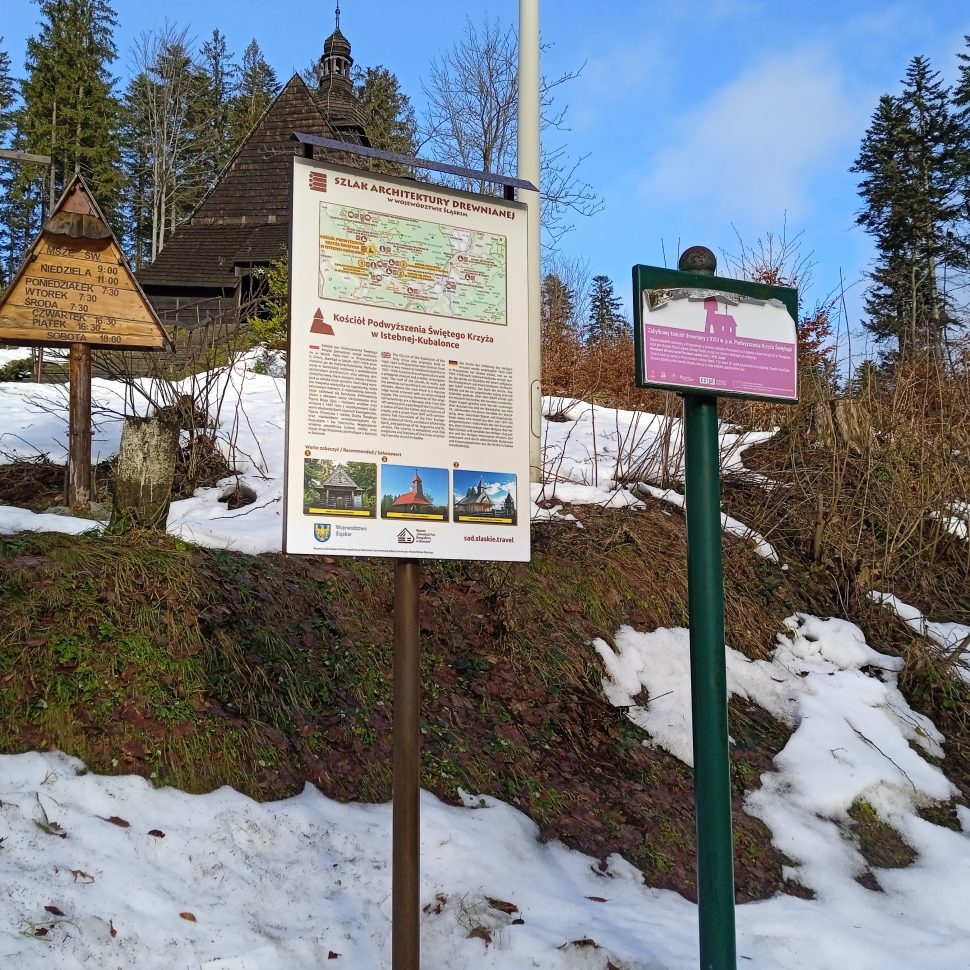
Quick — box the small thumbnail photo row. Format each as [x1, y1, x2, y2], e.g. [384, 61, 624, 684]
[302, 460, 517, 525]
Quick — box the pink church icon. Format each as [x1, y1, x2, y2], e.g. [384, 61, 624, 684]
[704, 297, 737, 337]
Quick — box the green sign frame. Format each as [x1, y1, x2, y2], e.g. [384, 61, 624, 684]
[632, 264, 799, 404]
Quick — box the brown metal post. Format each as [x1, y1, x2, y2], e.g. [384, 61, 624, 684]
[67, 342, 92, 507]
[393, 558, 421, 970]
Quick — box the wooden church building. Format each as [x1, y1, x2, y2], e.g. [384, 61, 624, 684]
[390, 471, 433, 514]
[312, 463, 364, 510]
[136, 18, 370, 338]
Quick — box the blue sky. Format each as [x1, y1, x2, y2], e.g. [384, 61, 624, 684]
[3, 1, 968, 368]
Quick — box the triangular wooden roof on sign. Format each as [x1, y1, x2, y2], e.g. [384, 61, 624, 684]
[0, 174, 173, 351]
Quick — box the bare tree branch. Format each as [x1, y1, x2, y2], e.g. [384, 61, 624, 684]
[419, 16, 601, 249]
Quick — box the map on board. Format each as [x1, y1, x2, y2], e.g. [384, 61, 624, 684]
[318, 203, 507, 325]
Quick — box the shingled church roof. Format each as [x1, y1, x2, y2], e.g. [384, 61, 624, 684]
[138, 72, 369, 294]
[322, 464, 362, 489]
[136, 3, 376, 323]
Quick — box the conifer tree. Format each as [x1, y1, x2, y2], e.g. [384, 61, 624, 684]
[0, 40, 14, 140]
[118, 69, 153, 267]
[229, 40, 279, 146]
[0, 38, 18, 286]
[17, 0, 122, 223]
[852, 56, 965, 360]
[354, 65, 416, 174]
[541, 272, 577, 343]
[848, 358, 883, 397]
[586, 274, 627, 344]
[956, 35, 970, 143]
[199, 29, 238, 181]
[952, 36, 970, 313]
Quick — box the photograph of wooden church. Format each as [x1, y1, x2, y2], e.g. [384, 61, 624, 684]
[453, 470, 517, 525]
[303, 459, 376, 516]
[380, 465, 449, 522]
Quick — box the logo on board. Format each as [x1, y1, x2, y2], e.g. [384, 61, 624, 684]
[313, 523, 332, 543]
[310, 308, 334, 336]
[309, 172, 328, 193]
[397, 529, 415, 544]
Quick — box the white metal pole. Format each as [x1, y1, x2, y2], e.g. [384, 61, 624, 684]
[518, 0, 541, 482]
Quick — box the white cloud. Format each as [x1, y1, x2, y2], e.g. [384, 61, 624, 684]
[484, 478, 514, 498]
[641, 47, 863, 226]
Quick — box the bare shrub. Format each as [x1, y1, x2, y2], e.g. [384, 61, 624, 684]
[732, 355, 970, 617]
[90, 294, 274, 497]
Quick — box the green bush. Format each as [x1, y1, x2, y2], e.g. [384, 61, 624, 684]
[0, 357, 33, 382]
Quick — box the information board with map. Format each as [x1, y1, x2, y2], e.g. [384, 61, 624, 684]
[284, 158, 531, 562]
[319, 205, 507, 325]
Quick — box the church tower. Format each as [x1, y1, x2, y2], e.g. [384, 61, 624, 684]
[316, 4, 371, 144]
[411, 471, 425, 502]
[320, 5, 354, 97]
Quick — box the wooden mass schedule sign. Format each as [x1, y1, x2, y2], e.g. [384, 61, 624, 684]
[0, 175, 171, 505]
[0, 176, 168, 351]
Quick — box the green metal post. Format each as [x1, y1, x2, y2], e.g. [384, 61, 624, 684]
[683, 393, 736, 970]
[679, 246, 736, 970]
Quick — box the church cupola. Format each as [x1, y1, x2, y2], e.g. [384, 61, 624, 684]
[320, 4, 354, 97]
[312, 2, 371, 147]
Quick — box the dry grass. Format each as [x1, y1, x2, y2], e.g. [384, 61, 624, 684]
[542, 337, 970, 796]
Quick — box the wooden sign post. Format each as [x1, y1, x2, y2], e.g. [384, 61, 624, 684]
[0, 175, 171, 506]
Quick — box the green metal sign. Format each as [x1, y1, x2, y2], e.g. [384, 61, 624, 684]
[632, 264, 798, 404]
[632, 250, 799, 970]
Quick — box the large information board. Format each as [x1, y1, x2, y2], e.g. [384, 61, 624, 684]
[284, 157, 531, 561]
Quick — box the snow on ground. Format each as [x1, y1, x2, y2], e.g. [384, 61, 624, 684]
[632, 483, 780, 563]
[2, 751, 692, 970]
[595, 617, 952, 876]
[869, 591, 970, 682]
[932, 500, 970, 541]
[0, 505, 103, 537]
[541, 396, 776, 492]
[4, 361, 970, 967]
[2, 615, 970, 968]
[0, 362, 780, 557]
[0, 358, 288, 551]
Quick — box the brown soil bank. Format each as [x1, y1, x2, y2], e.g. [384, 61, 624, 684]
[0, 498, 963, 902]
